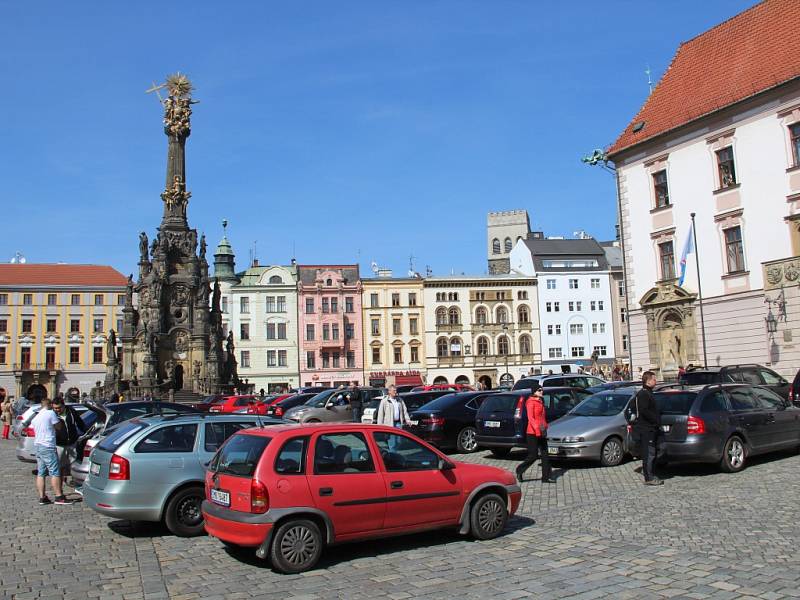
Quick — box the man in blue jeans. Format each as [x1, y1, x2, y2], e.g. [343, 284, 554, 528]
[28, 395, 73, 505]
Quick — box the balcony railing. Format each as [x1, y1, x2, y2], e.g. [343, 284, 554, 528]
[13, 362, 63, 372]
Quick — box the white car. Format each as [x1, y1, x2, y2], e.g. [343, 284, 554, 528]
[360, 396, 386, 424]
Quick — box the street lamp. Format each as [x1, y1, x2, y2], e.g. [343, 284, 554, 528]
[766, 309, 778, 335]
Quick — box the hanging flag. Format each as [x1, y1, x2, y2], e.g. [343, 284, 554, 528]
[678, 226, 695, 286]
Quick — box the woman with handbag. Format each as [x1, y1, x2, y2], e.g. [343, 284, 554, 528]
[515, 386, 555, 483]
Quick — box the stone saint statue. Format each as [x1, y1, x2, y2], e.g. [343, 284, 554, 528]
[226, 331, 235, 354]
[199, 234, 206, 260]
[107, 329, 117, 361]
[148, 331, 158, 355]
[126, 274, 134, 307]
[139, 232, 149, 262]
[212, 279, 221, 312]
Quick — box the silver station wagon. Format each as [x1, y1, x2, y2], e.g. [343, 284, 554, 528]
[83, 414, 281, 536]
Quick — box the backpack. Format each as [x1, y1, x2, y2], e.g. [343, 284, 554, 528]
[624, 395, 639, 425]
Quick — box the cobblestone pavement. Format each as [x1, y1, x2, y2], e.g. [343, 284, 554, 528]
[2, 438, 799, 600]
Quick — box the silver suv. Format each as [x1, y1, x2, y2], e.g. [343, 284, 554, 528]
[284, 388, 383, 423]
[83, 414, 280, 536]
[512, 373, 605, 392]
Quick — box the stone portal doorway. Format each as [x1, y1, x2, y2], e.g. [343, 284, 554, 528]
[640, 282, 701, 378]
[478, 375, 493, 390]
[174, 364, 184, 391]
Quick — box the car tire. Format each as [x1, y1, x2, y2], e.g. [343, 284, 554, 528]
[456, 426, 479, 453]
[599, 437, 624, 467]
[164, 486, 206, 537]
[720, 436, 746, 473]
[270, 519, 323, 574]
[490, 448, 511, 458]
[469, 493, 508, 541]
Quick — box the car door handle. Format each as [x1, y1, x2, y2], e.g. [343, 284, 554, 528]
[319, 487, 333, 496]
[390, 481, 404, 489]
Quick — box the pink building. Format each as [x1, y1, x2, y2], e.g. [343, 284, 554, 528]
[297, 265, 364, 387]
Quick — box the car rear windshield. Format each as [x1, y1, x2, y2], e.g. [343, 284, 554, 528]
[680, 372, 719, 385]
[571, 393, 630, 417]
[212, 434, 271, 477]
[654, 392, 697, 415]
[479, 394, 520, 413]
[512, 379, 539, 391]
[415, 393, 459, 411]
[97, 421, 147, 452]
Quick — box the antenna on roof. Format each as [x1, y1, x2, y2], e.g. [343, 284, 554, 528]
[10, 251, 26, 264]
[408, 254, 416, 277]
[645, 64, 653, 94]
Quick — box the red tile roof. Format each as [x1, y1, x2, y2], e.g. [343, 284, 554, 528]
[0, 264, 128, 288]
[608, 0, 800, 157]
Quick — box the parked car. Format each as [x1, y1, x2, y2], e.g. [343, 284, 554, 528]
[190, 395, 223, 412]
[208, 395, 260, 414]
[266, 393, 318, 418]
[16, 404, 101, 462]
[475, 388, 593, 457]
[645, 384, 800, 472]
[679, 365, 790, 400]
[405, 391, 497, 453]
[234, 394, 291, 415]
[13, 400, 84, 439]
[512, 374, 605, 392]
[411, 384, 473, 393]
[586, 381, 638, 393]
[791, 368, 800, 405]
[546, 388, 637, 467]
[83, 414, 282, 536]
[284, 388, 383, 423]
[202, 422, 521, 573]
[360, 390, 455, 424]
[293, 386, 332, 394]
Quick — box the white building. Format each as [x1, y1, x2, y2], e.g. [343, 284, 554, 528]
[510, 238, 616, 372]
[607, 0, 800, 377]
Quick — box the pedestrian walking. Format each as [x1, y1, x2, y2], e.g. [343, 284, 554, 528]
[515, 386, 555, 484]
[24, 393, 73, 505]
[347, 381, 362, 423]
[632, 370, 663, 486]
[376, 385, 410, 428]
[1, 389, 12, 440]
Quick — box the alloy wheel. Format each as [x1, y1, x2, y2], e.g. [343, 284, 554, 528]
[728, 438, 744, 469]
[477, 498, 504, 534]
[280, 525, 319, 567]
[602, 439, 622, 466]
[459, 427, 478, 452]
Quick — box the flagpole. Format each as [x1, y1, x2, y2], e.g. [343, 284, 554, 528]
[690, 212, 708, 367]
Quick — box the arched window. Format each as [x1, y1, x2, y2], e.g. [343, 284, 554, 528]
[325, 278, 333, 286]
[492, 238, 501, 254]
[436, 337, 449, 357]
[436, 292, 443, 301]
[504, 238, 512, 253]
[433, 376, 448, 384]
[476, 336, 489, 356]
[269, 275, 283, 284]
[475, 307, 487, 325]
[455, 375, 470, 385]
[496, 306, 508, 324]
[450, 337, 462, 356]
[518, 305, 529, 323]
[436, 307, 447, 325]
[519, 334, 531, 355]
[448, 307, 460, 325]
[498, 335, 510, 355]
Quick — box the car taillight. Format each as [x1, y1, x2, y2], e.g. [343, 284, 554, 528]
[687, 416, 706, 435]
[16, 415, 23, 421]
[23, 427, 34, 437]
[422, 416, 445, 427]
[251, 479, 269, 513]
[275, 407, 283, 416]
[790, 388, 796, 402]
[513, 398, 525, 420]
[83, 446, 92, 459]
[108, 454, 130, 480]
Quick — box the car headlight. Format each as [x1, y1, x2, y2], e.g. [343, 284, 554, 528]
[562, 436, 585, 443]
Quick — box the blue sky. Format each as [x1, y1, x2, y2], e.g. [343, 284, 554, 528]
[0, 1, 757, 277]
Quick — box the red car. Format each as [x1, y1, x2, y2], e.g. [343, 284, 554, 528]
[208, 395, 259, 414]
[202, 423, 521, 573]
[412, 384, 474, 392]
[241, 394, 293, 415]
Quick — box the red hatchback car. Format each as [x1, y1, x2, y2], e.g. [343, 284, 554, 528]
[208, 395, 259, 414]
[202, 423, 521, 573]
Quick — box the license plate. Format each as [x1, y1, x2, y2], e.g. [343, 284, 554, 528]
[661, 425, 671, 433]
[548, 447, 558, 455]
[90, 462, 101, 476]
[408, 420, 418, 426]
[210, 488, 230, 506]
[485, 421, 501, 428]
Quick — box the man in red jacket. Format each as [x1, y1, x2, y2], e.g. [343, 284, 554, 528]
[515, 386, 555, 483]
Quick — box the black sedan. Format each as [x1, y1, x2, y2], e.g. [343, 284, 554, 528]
[406, 391, 496, 453]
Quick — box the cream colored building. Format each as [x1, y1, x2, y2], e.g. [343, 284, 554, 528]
[0, 264, 127, 399]
[362, 276, 425, 387]
[423, 275, 541, 389]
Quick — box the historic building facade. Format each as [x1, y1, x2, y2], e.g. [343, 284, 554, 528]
[602, 241, 630, 366]
[510, 238, 616, 372]
[361, 275, 425, 388]
[607, 0, 800, 377]
[297, 266, 364, 387]
[423, 275, 540, 388]
[487, 210, 531, 275]
[0, 264, 126, 399]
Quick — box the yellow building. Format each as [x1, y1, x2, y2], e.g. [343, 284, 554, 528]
[361, 276, 426, 387]
[0, 264, 127, 400]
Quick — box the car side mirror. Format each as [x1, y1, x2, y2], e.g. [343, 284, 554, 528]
[438, 457, 455, 471]
[325, 404, 334, 410]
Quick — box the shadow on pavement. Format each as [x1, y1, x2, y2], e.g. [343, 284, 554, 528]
[108, 519, 175, 538]
[656, 448, 799, 479]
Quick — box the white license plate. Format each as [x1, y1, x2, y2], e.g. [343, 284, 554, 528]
[90, 462, 101, 476]
[408, 420, 418, 426]
[485, 421, 501, 428]
[548, 447, 558, 455]
[210, 488, 230, 507]
[661, 425, 671, 433]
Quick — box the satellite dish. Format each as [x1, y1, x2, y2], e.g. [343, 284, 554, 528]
[370, 261, 379, 274]
[10, 251, 26, 264]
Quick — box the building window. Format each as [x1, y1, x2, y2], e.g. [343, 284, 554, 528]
[266, 323, 276, 340]
[617, 280, 625, 297]
[436, 308, 447, 325]
[546, 279, 556, 290]
[716, 146, 737, 188]
[568, 301, 574, 311]
[450, 337, 462, 356]
[23, 293, 33, 305]
[322, 298, 329, 313]
[520, 335, 532, 355]
[221, 297, 228, 314]
[497, 336, 509, 355]
[724, 226, 745, 273]
[117, 294, 125, 306]
[653, 170, 670, 208]
[306, 324, 315, 341]
[436, 337, 448, 357]
[517, 290, 528, 300]
[94, 294, 103, 306]
[592, 345, 608, 357]
[20, 347, 31, 368]
[497, 291, 506, 301]
[392, 319, 401, 335]
[622, 335, 628, 351]
[475, 307, 487, 324]
[546, 302, 552, 313]
[277, 323, 287, 339]
[240, 297, 249, 314]
[372, 347, 381, 365]
[325, 278, 333, 287]
[278, 350, 287, 367]
[597, 301, 604, 311]
[0, 346, 7, 364]
[391, 293, 400, 307]
[553, 302, 560, 312]
[331, 352, 339, 368]
[477, 336, 489, 356]
[448, 292, 459, 301]
[370, 293, 379, 308]
[331, 324, 339, 340]
[69, 347, 80, 364]
[592, 323, 606, 334]
[518, 305, 529, 323]
[269, 275, 283, 284]
[548, 348, 563, 359]
[492, 238, 501, 254]
[409, 317, 418, 335]
[46, 319, 57, 333]
[591, 278, 600, 289]
[346, 351, 355, 368]
[345, 297, 354, 313]
[410, 346, 419, 363]
[22, 319, 32, 333]
[94, 346, 104, 364]
[0, 319, 6, 333]
[0, 294, 6, 306]
[322, 324, 330, 341]
[330, 297, 338, 313]
[393, 346, 402, 364]
[569, 323, 584, 335]
[371, 318, 380, 336]
[547, 324, 559, 335]
[475, 292, 485, 301]
[408, 293, 417, 306]
[571, 346, 584, 358]
[241, 351, 252, 368]
[569, 279, 578, 289]
[448, 307, 460, 325]
[496, 307, 507, 324]
[265, 296, 276, 312]
[791, 123, 800, 167]
[659, 241, 675, 280]
[504, 238, 512, 253]
[117, 319, 123, 333]
[70, 319, 80, 333]
[267, 351, 277, 367]
[345, 323, 355, 339]
[47, 294, 57, 306]
[305, 298, 314, 314]
[240, 323, 249, 340]
[306, 351, 315, 369]
[93, 318, 103, 333]
[590, 301, 596, 311]
[621, 308, 626, 323]
[70, 294, 80, 306]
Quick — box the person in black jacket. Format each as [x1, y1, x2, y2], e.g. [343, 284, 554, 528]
[633, 371, 662, 486]
[347, 381, 362, 423]
[52, 397, 87, 487]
